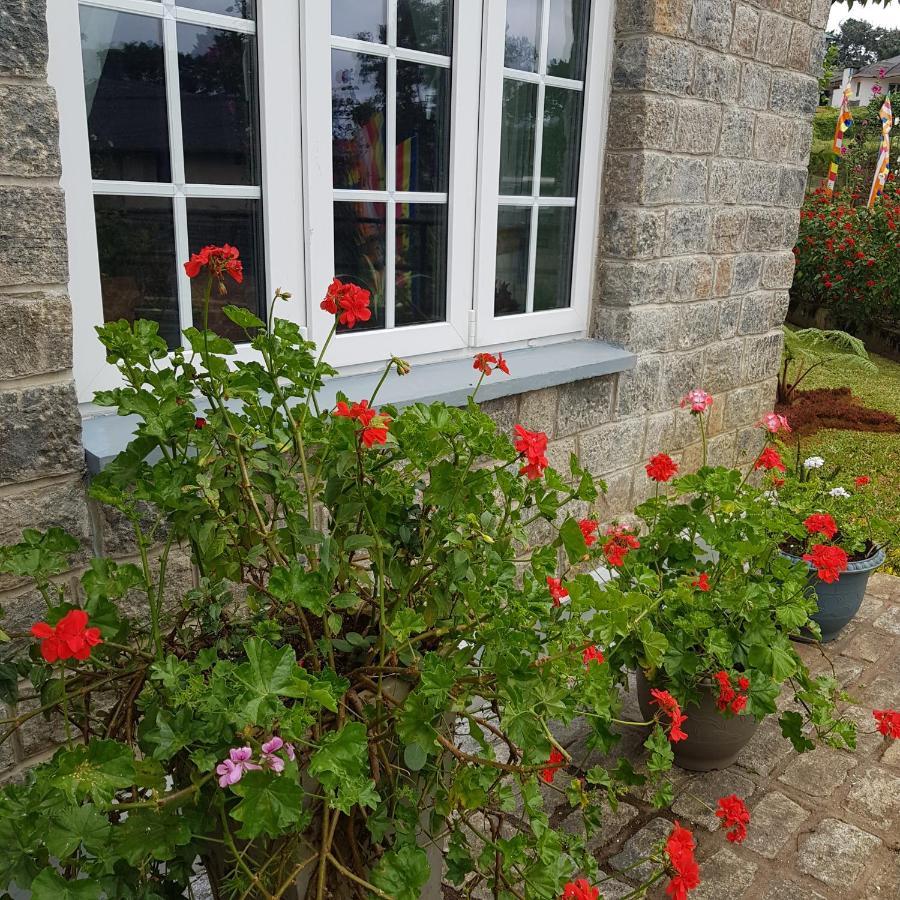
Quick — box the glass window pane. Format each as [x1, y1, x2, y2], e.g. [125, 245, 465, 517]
[505, 0, 542, 72]
[334, 201, 387, 332]
[332, 0, 386, 43]
[499, 80, 536, 196]
[186, 198, 265, 343]
[540, 86, 583, 197]
[396, 203, 447, 326]
[398, 0, 451, 55]
[494, 206, 530, 316]
[79, 8, 170, 182]
[533, 206, 575, 311]
[332, 50, 387, 190]
[396, 62, 449, 193]
[547, 0, 589, 79]
[177, 0, 254, 17]
[94, 195, 180, 349]
[178, 24, 260, 186]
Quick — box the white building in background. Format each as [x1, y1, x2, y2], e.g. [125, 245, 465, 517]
[830, 56, 900, 107]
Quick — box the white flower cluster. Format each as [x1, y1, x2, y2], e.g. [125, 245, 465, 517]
[803, 456, 825, 469]
[829, 487, 851, 499]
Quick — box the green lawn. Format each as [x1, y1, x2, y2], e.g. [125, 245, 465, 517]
[794, 349, 900, 574]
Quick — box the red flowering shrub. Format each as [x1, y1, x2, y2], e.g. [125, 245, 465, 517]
[715, 794, 750, 844]
[664, 822, 700, 900]
[31, 610, 102, 663]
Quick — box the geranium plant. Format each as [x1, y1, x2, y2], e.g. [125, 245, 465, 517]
[0, 252, 747, 899]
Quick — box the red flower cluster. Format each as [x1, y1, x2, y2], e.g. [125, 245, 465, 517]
[716, 794, 750, 844]
[646, 452, 679, 483]
[874, 709, 900, 738]
[334, 399, 391, 448]
[803, 543, 849, 584]
[579, 518, 599, 547]
[472, 352, 510, 376]
[184, 244, 243, 284]
[194, 417, 207, 430]
[582, 645, 605, 668]
[664, 822, 700, 900]
[650, 688, 688, 743]
[560, 880, 598, 900]
[31, 610, 102, 663]
[855, 475, 871, 487]
[541, 748, 565, 783]
[513, 425, 549, 480]
[546, 576, 569, 607]
[754, 447, 786, 472]
[691, 572, 710, 592]
[713, 671, 750, 715]
[321, 278, 372, 329]
[602, 526, 640, 568]
[804, 513, 838, 540]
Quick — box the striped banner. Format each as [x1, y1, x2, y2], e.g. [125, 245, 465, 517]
[826, 86, 854, 197]
[868, 98, 893, 208]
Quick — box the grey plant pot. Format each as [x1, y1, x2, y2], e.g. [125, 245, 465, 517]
[636, 670, 759, 772]
[783, 547, 885, 642]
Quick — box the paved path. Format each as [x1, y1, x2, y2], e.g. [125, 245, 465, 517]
[446, 573, 900, 899]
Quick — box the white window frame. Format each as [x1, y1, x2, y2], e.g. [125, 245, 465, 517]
[48, 0, 305, 404]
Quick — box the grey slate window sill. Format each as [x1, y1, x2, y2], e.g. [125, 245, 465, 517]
[82, 339, 635, 474]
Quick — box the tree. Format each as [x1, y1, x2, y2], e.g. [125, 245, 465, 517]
[828, 17, 900, 69]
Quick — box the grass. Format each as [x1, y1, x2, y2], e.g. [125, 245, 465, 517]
[792, 349, 900, 574]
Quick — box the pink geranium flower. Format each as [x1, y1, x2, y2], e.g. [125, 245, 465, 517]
[216, 746, 261, 788]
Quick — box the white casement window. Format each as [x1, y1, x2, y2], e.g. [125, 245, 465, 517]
[49, 0, 613, 403]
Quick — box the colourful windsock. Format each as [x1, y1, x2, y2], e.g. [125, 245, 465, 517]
[868, 97, 893, 208]
[826, 87, 854, 198]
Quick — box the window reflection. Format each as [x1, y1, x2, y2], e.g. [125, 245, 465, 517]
[334, 201, 387, 332]
[494, 207, 530, 316]
[534, 206, 575, 310]
[396, 203, 447, 325]
[331, 0, 386, 43]
[396, 62, 449, 193]
[177, 0, 255, 18]
[398, 0, 451, 54]
[504, 0, 541, 72]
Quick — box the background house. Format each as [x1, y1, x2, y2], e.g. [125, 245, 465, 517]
[0, 0, 831, 776]
[830, 56, 900, 105]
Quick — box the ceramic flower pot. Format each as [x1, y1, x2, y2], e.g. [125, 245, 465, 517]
[783, 547, 885, 642]
[636, 670, 759, 772]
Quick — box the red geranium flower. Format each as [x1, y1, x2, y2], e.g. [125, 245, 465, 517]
[194, 417, 207, 430]
[803, 544, 849, 584]
[664, 822, 700, 900]
[650, 688, 688, 743]
[804, 513, 838, 540]
[561, 880, 599, 900]
[473, 352, 497, 375]
[874, 709, 900, 738]
[602, 526, 640, 568]
[691, 572, 710, 592]
[513, 425, 549, 480]
[855, 476, 871, 487]
[716, 794, 750, 844]
[31, 610, 103, 663]
[547, 577, 569, 607]
[184, 244, 243, 284]
[495, 353, 510, 375]
[320, 278, 341, 314]
[757, 412, 791, 434]
[680, 389, 713, 414]
[754, 447, 786, 472]
[579, 518, 599, 547]
[646, 453, 679, 483]
[361, 416, 391, 448]
[320, 279, 371, 328]
[541, 748, 565, 783]
[582, 646, 605, 668]
[334, 400, 389, 447]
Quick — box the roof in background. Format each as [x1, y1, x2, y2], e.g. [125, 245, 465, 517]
[856, 54, 900, 78]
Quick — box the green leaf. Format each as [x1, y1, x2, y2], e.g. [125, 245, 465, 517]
[115, 807, 193, 864]
[231, 638, 308, 721]
[371, 845, 430, 900]
[779, 711, 814, 752]
[31, 868, 101, 900]
[404, 742, 428, 772]
[229, 771, 307, 839]
[308, 722, 379, 814]
[46, 806, 111, 858]
[268, 564, 329, 616]
[559, 517, 588, 563]
[50, 741, 136, 806]
[223, 305, 265, 330]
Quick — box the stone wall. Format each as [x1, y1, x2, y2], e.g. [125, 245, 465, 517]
[0, 0, 830, 778]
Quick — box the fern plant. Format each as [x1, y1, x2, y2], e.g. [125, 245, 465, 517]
[778, 327, 876, 405]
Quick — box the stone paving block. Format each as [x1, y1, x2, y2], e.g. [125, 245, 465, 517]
[735, 718, 793, 777]
[797, 818, 882, 889]
[868, 573, 899, 600]
[671, 769, 757, 831]
[608, 817, 672, 882]
[841, 628, 891, 664]
[807, 652, 864, 689]
[846, 765, 900, 830]
[594, 874, 632, 900]
[561, 802, 639, 854]
[840, 705, 889, 755]
[882, 739, 900, 769]
[778, 747, 856, 798]
[857, 594, 886, 622]
[743, 790, 809, 859]
[689, 847, 757, 900]
[864, 852, 900, 898]
[861, 675, 898, 710]
[873, 606, 900, 637]
[760, 880, 827, 900]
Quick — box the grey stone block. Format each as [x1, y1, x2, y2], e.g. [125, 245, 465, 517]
[779, 165, 809, 208]
[600, 259, 674, 306]
[518, 387, 559, 439]
[604, 152, 708, 205]
[608, 817, 672, 881]
[671, 768, 757, 831]
[690, 847, 757, 900]
[600, 208, 665, 259]
[770, 70, 820, 117]
[689, 0, 735, 52]
[0, 0, 49, 77]
[709, 158, 742, 204]
[672, 255, 714, 301]
[712, 209, 747, 253]
[739, 61, 772, 111]
[0, 383, 84, 487]
[743, 330, 784, 381]
[0, 187, 68, 287]
[691, 49, 739, 103]
[594, 307, 678, 355]
[703, 339, 745, 391]
[719, 107, 755, 158]
[754, 113, 798, 163]
[659, 349, 705, 407]
[743, 791, 809, 859]
[744, 209, 789, 251]
[644, 410, 676, 452]
[613, 36, 695, 95]
[580, 418, 646, 475]
[480, 395, 518, 433]
[809, 0, 831, 30]
[740, 160, 779, 205]
[615, 356, 662, 418]
[674, 100, 722, 154]
[730, 4, 760, 57]
[797, 818, 881, 889]
[0, 292, 72, 379]
[605, 94, 677, 151]
[0, 85, 61, 178]
[714, 258, 735, 298]
[556, 376, 615, 438]
[677, 301, 718, 349]
[782, 0, 813, 21]
[757, 12, 791, 66]
[614, 0, 692, 37]
[762, 251, 796, 289]
[846, 765, 900, 829]
[779, 747, 857, 798]
[732, 254, 764, 294]
[664, 207, 712, 255]
[788, 21, 815, 74]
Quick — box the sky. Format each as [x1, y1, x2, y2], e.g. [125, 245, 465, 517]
[829, 2, 900, 30]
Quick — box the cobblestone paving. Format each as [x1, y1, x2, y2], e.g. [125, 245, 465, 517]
[445, 574, 900, 899]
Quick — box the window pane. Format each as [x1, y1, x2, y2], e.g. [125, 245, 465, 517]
[494, 206, 530, 316]
[177, 0, 254, 17]
[332, 0, 386, 43]
[396, 203, 447, 326]
[178, 24, 260, 186]
[398, 0, 451, 55]
[504, 0, 542, 72]
[186, 198, 265, 343]
[332, 50, 387, 190]
[334, 201, 387, 332]
[499, 80, 536, 196]
[547, 0, 589, 79]
[396, 62, 449, 193]
[94, 195, 180, 349]
[541, 86, 583, 197]
[533, 206, 575, 311]
[79, 8, 170, 182]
